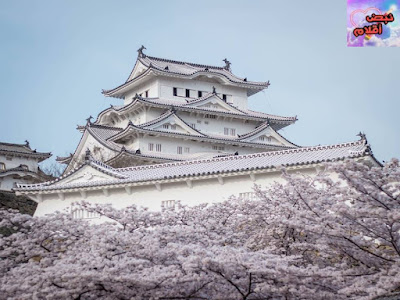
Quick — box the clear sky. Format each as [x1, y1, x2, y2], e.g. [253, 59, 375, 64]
[0, 0, 399, 167]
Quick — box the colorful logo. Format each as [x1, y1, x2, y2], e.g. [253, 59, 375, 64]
[347, 0, 400, 47]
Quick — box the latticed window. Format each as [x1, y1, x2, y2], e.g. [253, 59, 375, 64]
[184, 147, 190, 153]
[177, 146, 183, 154]
[239, 192, 258, 201]
[161, 200, 176, 211]
[156, 144, 162, 152]
[72, 209, 100, 219]
[163, 124, 169, 129]
[148, 143, 154, 151]
[0, 162, 5, 170]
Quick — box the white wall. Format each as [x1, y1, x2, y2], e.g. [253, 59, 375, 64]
[0, 154, 39, 172]
[157, 77, 249, 110]
[32, 167, 318, 217]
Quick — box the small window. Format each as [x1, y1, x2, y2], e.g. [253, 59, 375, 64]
[185, 89, 190, 97]
[156, 144, 162, 152]
[0, 162, 5, 170]
[139, 93, 142, 97]
[148, 143, 154, 151]
[177, 146, 183, 154]
[190, 123, 196, 129]
[173, 87, 177, 96]
[222, 94, 227, 101]
[145, 90, 149, 97]
[204, 114, 216, 119]
[198, 91, 202, 98]
[184, 147, 190, 153]
[204, 121, 209, 125]
[224, 128, 236, 136]
[197, 120, 201, 124]
[212, 146, 225, 151]
[20, 164, 29, 170]
[161, 200, 176, 211]
[163, 124, 169, 129]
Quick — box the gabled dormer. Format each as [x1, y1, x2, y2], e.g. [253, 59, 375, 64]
[184, 92, 245, 115]
[140, 110, 205, 137]
[238, 122, 297, 147]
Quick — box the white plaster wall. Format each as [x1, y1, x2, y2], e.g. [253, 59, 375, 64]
[124, 79, 159, 105]
[33, 167, 318, 217]
[0, 176, 36, 191]
[136, 135, 262, 156]
[0, 154, 39, 172]
[157, 77, 249, 110]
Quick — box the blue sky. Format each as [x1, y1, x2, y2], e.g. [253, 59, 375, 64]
[0, 0, 399, 167]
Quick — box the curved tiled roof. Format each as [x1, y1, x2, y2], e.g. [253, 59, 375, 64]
[0, 141, 51, 161]
[102, 54, 269, 98]
[15, 139, 375, 192]
[94, 95, 297, 129]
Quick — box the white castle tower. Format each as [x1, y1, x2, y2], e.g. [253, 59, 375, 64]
[57, 46, 297, 172]
[16, 48, 379, 217]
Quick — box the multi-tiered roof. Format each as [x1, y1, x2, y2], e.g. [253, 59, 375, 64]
[58, 47, 299, 173]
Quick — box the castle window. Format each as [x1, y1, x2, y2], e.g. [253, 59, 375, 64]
[212, 145, 225, 151]
[173, 87, 177, 96]
[186, 89, 190, 97]
[177, 146, 183, 154]
[204, 114, 216, 119]
[0, 162, 5, 170]
[184, 147, 190, 153]
[197, 120, 201, 124]
[156, 144, 162, 152]
[198, 91, 202, 97]
[204, 121, 209, 125]
[259, 136, 272, 142]
[222, 94, 227, 101]
[224, 128, 236, 136]
[163, 124, 169, 129]
[161, 200, 176, 211]
[145, 90, 149, 97]
[190, 123, 196, 129]
[171, 125, 177, 130]
[148, 143, 154, 151]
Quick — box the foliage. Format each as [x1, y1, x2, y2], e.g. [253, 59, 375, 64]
[0, 159, 399, 299]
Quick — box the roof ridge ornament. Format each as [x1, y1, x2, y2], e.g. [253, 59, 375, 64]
[24, 140, 30, 148]
[357, 131, 367, 142]
[137, 45, 146, 58]
[212, 86, 216, 94]
[86, 116, 93, 126]
[223, 58, 231, 71]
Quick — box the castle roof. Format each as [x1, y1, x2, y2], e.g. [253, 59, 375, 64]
[15, 138, 377, 192]
[102, 51, 270, 98]
[95, 95, 297, 130]
[0, 141, 51, 162]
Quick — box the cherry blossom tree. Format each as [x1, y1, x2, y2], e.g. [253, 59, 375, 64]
[0, 159, 399, 299]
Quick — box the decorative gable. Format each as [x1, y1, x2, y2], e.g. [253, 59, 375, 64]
[184, 94, 244, 115]
[239, 123, 297, 147]
[141, 112, 204, 136]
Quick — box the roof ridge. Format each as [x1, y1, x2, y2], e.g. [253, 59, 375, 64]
[116, 139, 366, 173]
[144, 55, 226, 71]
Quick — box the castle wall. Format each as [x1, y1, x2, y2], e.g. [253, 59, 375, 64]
[32, 166, 318, 217]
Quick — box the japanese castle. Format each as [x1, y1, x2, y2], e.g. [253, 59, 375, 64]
[15, 47, 380, 217]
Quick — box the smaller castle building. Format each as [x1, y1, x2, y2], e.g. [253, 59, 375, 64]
[0, 141, 51, 191]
